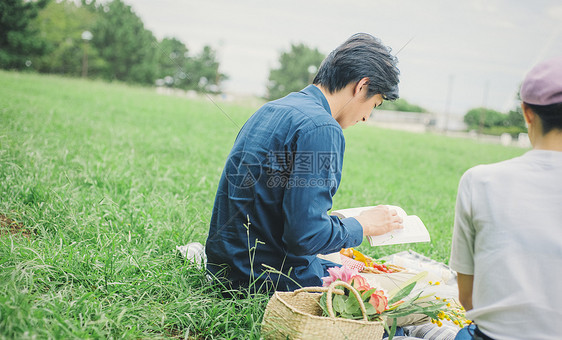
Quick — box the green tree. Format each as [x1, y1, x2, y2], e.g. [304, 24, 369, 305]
[0, 0, 49, 70]
[155, 39, 226, 92]
[190, 45, 227, 93]
[267, 43, 325, 100]
[30, 0, 104, 76]
[506, 109, 525, 128]
[464, 106, 527, 136]
[464, 107, 507, 129]
[156, 37, 190, 87]
[91, 0, 157, 84]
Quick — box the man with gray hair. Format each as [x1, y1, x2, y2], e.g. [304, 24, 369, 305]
[206, 33, 403, 292]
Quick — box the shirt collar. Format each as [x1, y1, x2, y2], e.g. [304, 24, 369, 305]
[301, 85, 332, 115]
[525, 149, 562, 159]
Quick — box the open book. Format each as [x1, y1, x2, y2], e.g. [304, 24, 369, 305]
[332, 205, 430, 246]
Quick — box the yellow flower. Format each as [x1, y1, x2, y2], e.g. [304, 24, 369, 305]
[435, 281, 441, 285]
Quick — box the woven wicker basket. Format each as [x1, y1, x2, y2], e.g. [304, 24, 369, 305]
[261, 281, 385, 340]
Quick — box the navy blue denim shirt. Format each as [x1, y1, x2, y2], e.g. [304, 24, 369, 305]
[205, 85, 363, 291]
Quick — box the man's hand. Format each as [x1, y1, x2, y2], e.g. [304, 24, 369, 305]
[354, 205, 404, 237]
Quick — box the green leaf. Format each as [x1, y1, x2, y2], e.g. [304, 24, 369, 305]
[319, 293, 329, 317]
[389, 291, 423, 311]
[385, 309, 424, 318]
[388, 271, 427, 298]
[388, 318, 398, 340]
[364, 301, 377, 316]
[361, 288, 376, 302]
[332, 294, 346, 315]
[421, 304, 448, 312]
[424, 311, 440, 319]
[383, 319, 391, 337]
[345, 292, 360, 315]
[340, 312, 355, 319]
[388, 281, 417, 305]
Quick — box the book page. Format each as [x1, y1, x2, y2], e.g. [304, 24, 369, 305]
[367, 215, 430, 246]
[332, 205, 430, 246]
[332, 205, 406, 219]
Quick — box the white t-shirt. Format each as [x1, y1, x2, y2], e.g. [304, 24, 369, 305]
[450, 150, 562, 340]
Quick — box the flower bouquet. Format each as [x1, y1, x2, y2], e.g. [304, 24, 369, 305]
[319, 266, 467, 339]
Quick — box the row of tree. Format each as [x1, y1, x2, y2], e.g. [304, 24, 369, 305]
[0, 0, 226, 93]
[3, 0, 524, 131]
[3, 0, 429, 105]
[464, 106, 526, 136]
[266, 43, 526, 132]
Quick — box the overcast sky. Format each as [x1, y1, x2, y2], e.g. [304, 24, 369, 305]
[125, 0, 562, 115]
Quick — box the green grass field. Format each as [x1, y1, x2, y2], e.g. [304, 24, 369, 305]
[0, 71, 525, 338]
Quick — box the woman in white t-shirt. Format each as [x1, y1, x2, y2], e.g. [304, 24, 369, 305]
[451, 56, 562, 340]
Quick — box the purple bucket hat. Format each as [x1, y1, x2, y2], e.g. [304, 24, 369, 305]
[520, 56, 562, 106]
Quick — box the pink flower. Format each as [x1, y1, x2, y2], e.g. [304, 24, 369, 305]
[349, 275, 371, 291]
[368, 290, 389, 313]
[322, 266, 359, 287]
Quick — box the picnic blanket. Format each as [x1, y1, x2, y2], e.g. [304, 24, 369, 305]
[320, 250, 461, 339]
[379, 250, 460, 340]
[399, 323, 459, 340]
[178, 244, 462, 340]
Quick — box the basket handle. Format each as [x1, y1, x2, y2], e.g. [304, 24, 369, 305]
[326, 281, 369, 321]
[293, 286, 345, 295]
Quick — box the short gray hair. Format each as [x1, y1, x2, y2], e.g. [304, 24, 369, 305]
[313, 33, 400, 100]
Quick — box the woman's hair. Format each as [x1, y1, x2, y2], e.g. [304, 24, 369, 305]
[313, 33, 400, 100]
[526, 102, 562, 134]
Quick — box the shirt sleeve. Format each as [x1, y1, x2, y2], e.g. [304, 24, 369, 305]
[281, 126, 364, 256]
[449, 169, 476, 275]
